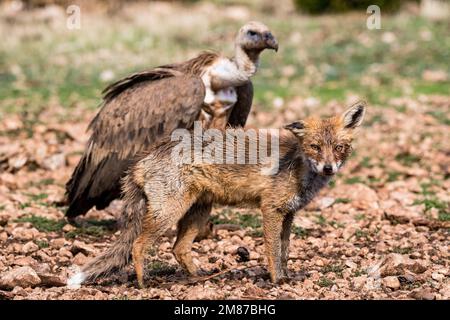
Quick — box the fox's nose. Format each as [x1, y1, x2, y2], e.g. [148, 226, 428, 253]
[323, 164, 333, 175]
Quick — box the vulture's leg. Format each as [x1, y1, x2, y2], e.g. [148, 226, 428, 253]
[173, 199, 213, 276]
[132, 192, 197, 288]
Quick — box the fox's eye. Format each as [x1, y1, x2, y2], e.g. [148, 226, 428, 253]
[335, 145, 344, 152]
[310, 144, 321, 151]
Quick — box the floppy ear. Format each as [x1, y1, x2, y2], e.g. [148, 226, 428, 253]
[342, 101, 366, 129]
[284, 121, 305, 136]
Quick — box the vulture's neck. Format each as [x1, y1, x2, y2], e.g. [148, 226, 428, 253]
[234, 46, 261, 78]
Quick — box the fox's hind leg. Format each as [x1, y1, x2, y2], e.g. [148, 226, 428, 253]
[173, 197, 212, 275]
[132, 191, 197, 288]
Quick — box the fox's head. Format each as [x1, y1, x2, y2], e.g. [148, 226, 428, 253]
[284, 101, 366, 176]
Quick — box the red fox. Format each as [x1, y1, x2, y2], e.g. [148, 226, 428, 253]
[68, 101, 366, 288]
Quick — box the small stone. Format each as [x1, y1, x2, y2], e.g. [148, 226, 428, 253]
[345, 261, 357, 270]
[37, 273, 66, 287]
[410, 288, 435, 300]
[431, 272, 444, 281]
[0, 267, 41, 289]
[72, 252, 88, 265]
[59, 247, 73, 258]
[0, 213, 10, 226]
[398, 273, 415, 284]
[71, 240, 95, 255]
[14, 256, 37, 267]
[0, 232, 8, 242]
[376, 253, 427, 276]
[249, 251, 260, 260]
[11, 227, 39, 241]
[351, 276, 367, 290]
[184, 285, 218, 300]
[236, 247, 250, 262]
[382, 276, 401, 290]
[50, 238, 66, 249]
[315, 259, 324, 267]
[42, 153, 66, 171]
[318, 197, 335, 209]
[62, 224, 76, 232]
[22, 241, 39, 254]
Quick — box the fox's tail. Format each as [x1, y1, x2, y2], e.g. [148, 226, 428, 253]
[67, 176, 146, 287]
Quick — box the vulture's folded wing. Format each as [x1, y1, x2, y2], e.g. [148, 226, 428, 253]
[66, 73, 205, 218]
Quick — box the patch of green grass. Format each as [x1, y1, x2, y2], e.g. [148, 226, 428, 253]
[212, 210, 261, 229]
[26, 193, 49, 201]
[345, 177, 364, 185]
[359, 157, 373, 168]
[29, 179, 55, 187]
[353, 269, 366, 277]
[386, 171, 403, 182]
[355, 213, 366, 221]
[238, 213, 261, 229]
[321, 264, 344, 278]
[413, 198, 447, 214]
[317, 277, 335, 288]
[426, 111, 450, 126]
[15, 215, 65, 232]
[316, 214, 327, 226]
[147, 260, 176, 276]
[334, 198, 351, 204]
[354, 229, 369, 240]
[65, 225, 108, 239]
[35, 240, 49, 249]
[0, 205, 5, 211]
[329, 220, 345, 228]
[292, 225, 309, 238]
[392, 247, 413, 255]
[414, 82, 450, 96]
[19, 202, 31, 210]
[395, 152, 421, 166]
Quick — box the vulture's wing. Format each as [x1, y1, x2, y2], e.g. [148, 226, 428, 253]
[66, 73, 205, 218]
[227, 81, 254, 127]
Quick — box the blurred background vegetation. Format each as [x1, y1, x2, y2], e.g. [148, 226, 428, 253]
[0, 0, 448, 118]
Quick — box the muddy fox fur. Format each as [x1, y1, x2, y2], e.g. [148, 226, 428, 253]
[68, 102, 366, 288]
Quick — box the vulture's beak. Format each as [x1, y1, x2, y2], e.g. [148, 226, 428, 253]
[263, 32, 278, 52]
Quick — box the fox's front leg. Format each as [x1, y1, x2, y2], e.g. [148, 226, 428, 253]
[280, 213, 294, 278]
[261, 206, 286, 283]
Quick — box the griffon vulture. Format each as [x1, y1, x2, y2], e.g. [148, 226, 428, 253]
[65, 21, 278, 220]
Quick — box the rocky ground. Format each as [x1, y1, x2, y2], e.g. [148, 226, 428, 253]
[0, 1, 449, 300]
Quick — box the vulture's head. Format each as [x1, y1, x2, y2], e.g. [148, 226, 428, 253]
[236, 21, 278, 53]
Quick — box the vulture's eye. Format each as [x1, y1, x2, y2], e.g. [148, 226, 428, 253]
[247, 30, 258, 37]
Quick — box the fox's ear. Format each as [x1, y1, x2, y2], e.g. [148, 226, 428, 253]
[284, 121, 306, 136]
[342, 101, 366, 129]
